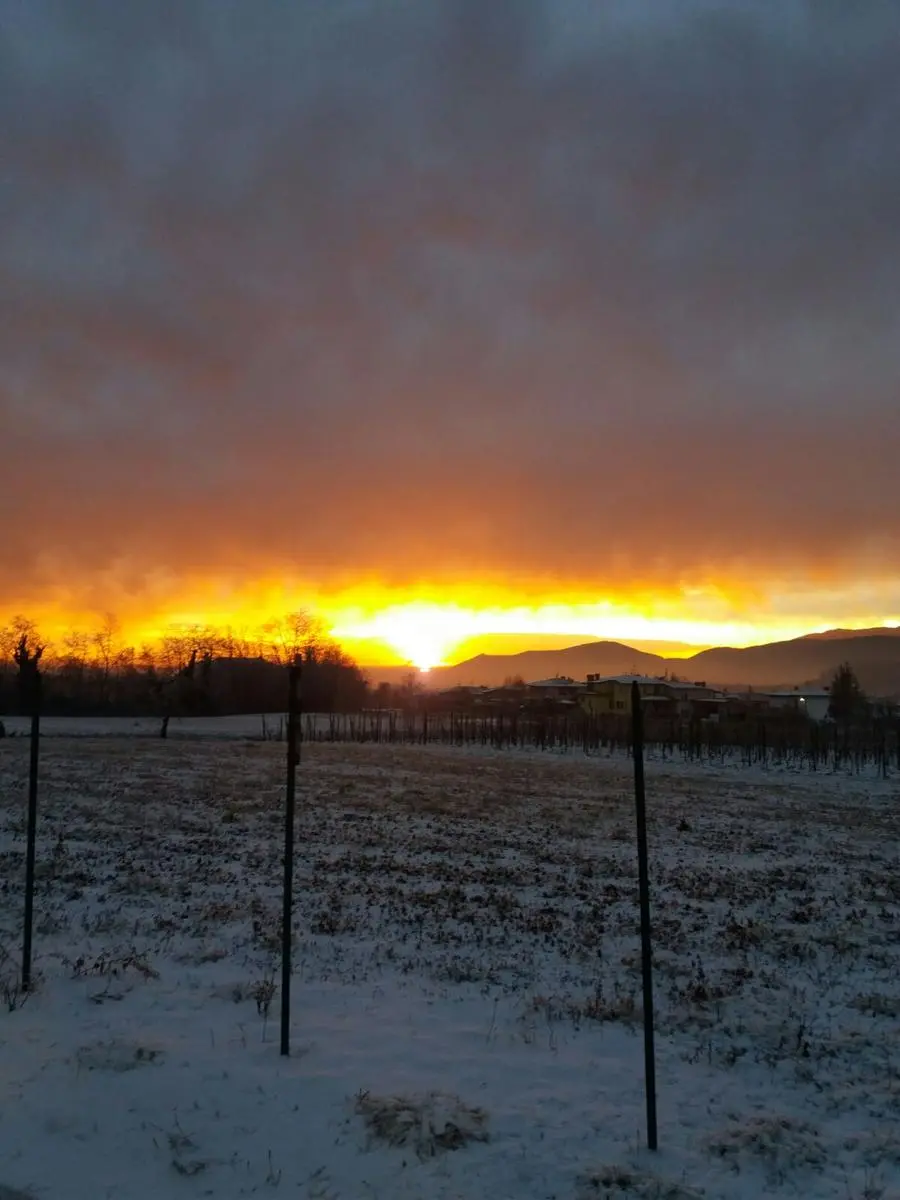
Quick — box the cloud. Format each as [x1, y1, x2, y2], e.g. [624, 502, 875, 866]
[2, 0, 900, 618]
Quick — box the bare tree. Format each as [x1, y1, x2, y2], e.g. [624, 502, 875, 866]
[262, 610, 327, 665]
[91, 612, 121, 707]
[0, 615, 41, 663]
[13, 633, 44, 713]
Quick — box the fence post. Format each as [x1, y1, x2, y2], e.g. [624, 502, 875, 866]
[22, 666, 42, 992]
[280, 656, 301, 1056]
[631, 681, 658, 1150]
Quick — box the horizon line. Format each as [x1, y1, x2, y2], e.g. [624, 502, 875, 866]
[363, 622, 900, 671]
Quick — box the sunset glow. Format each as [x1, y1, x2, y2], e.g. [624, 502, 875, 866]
[4, 577, 899, 672]
[4, 3, 900, 683]
[325, 593, 900, 669]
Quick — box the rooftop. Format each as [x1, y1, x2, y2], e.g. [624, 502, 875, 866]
[528, 677, 583, 688]
[760, 688, 832, 699]
[585, 674, 668, 686]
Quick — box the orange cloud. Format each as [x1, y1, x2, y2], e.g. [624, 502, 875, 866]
[2, 2, 900, 660]
[4, 574, 899, 671]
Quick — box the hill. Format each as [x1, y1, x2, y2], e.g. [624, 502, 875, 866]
[425, 641, 667, 688]
[688, 634, 900, 693]
[410, 629, 900, 695]
[803, 626, 900, 641]
[362, 635, 704, 686]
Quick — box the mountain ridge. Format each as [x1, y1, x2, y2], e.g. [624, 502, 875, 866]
[365, 627, 900, 695]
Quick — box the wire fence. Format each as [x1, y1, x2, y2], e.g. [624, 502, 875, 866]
[5, 706, 897, 777]
[283, 710, 900, 776]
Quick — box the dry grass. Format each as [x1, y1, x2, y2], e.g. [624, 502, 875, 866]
[705, 1115, 826, 1183]
[353, 1089, 489, 1158]
[74, 1039, 164, 1072]
[850, 992, 900, 1018]
[577, 1165, 705, 1199]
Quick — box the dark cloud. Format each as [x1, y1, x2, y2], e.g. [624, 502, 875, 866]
[2, 0, 900, 615]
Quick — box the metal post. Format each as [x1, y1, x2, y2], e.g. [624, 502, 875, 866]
[631, 681, 658, 1150]
[22, 671, 42, 992]
[280, 657, 301, 1056]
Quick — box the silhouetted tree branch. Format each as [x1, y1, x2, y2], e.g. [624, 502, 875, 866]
[13, 633, 44, 713]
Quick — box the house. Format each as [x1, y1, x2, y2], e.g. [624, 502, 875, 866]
[581, 675, 727, 720]
[428, 685, 490, 712]
[662, 680, 727, 722]
[797, 689, 832, 722]
[478, 683, 528, 710]
[525, 677, 584, 706]
[755, 687, 832, 723]
[720, 692, 771, 723]
[581, 675, 671, 716]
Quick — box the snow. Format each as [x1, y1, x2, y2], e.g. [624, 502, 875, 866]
[1, 736, 899, 1199]
[0, 714, 286, 740]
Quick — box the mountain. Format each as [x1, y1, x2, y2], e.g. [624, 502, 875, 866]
[425, 642, 669, 689]
[687, 634, 900, 692]
[362, 636, 704, 686]
[406, 629, 900, 696]
[803, 626, 900, 641]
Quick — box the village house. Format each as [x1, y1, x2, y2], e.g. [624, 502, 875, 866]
[580, 675, 727, 721]
[426, 677, 838, 724]
[427, 685, 491, 713]
[525, 677, 584, 706]
[719, 692, 771, 723]
[753, 687, 832, 722]
[467, 682, 528, 712]
[580, 674, 671, 716]
[664, 680, 727, 722]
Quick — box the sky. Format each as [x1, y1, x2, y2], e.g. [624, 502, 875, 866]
[3, 0, 900, 668]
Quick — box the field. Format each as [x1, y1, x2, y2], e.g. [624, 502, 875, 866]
[1, 731, 899, 1199]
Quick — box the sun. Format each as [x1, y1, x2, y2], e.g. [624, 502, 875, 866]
[329, 602, 465, 671]
[326, 589, 888, 673]
[379, 624, 449, 672]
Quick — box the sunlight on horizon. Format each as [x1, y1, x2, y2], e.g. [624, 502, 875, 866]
[327, 601, 857, 670]
[4, 580, 899, 671]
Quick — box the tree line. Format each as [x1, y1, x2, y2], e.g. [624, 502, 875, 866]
[0, 612, 373, 720]
[0, 613, 887, 731]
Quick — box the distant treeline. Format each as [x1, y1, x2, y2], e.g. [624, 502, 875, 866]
[0, 613, 409, 718]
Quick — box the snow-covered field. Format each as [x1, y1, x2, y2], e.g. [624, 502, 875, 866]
[0, 714, 295, 740]
[1, 738, 898, 1200]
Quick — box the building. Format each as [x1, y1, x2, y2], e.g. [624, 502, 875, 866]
[720, 692, 771, 723]
[755, 687, 832, 723]
[581, 675, 727, 720]
[663, 680, 727, 722]
[798, 690, 832, 722]
[525, 677, 584, 706]
[478, 683, 528, 710]
[427, 685, 491, 712]
[581, 675, 670, 716]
